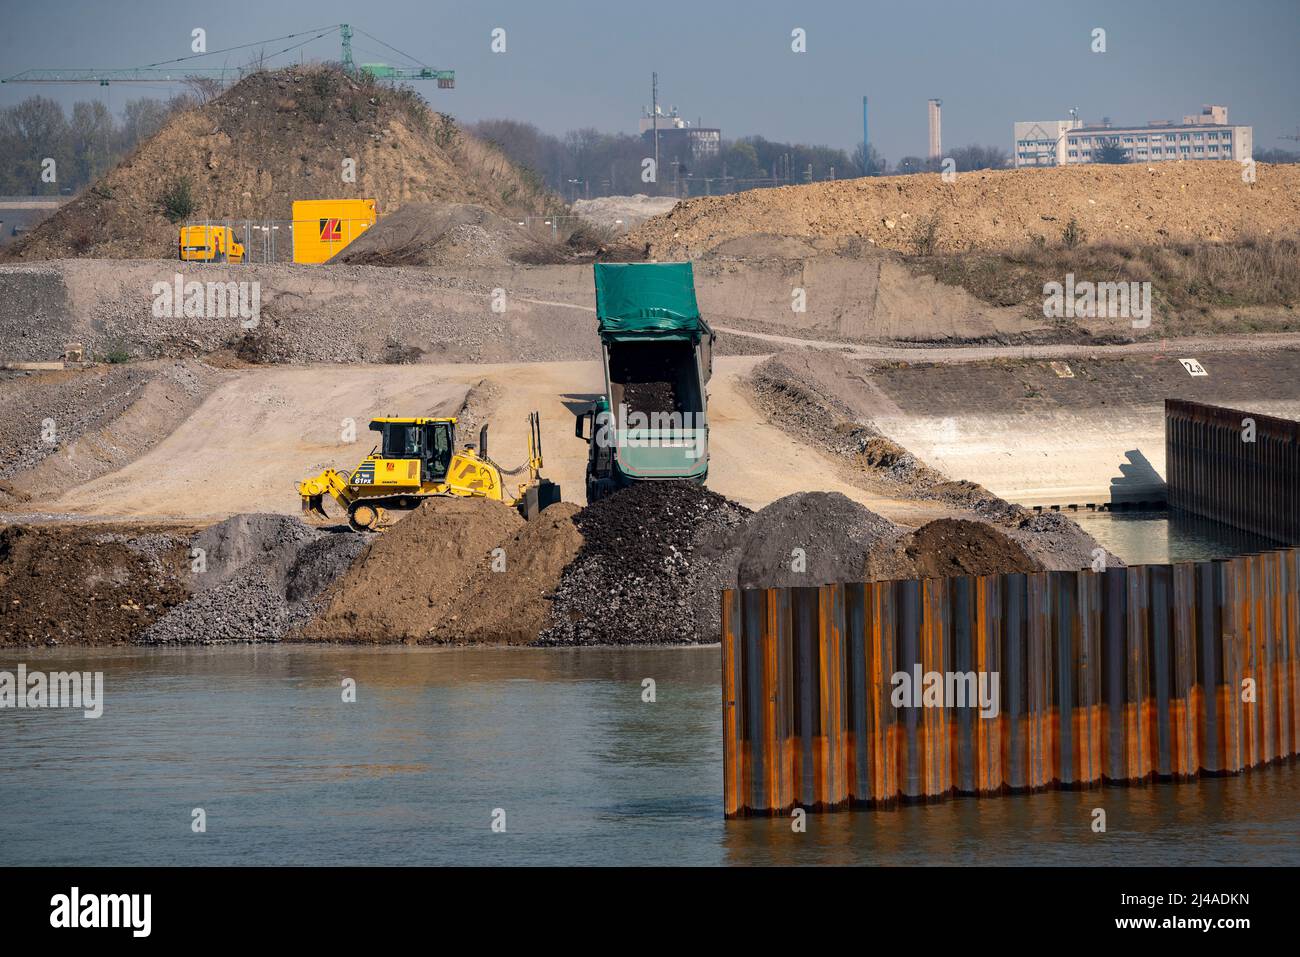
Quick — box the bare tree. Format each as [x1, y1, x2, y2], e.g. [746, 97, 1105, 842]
[182, 75, 226, 105]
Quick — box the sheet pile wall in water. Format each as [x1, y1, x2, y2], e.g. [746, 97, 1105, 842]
[1166, 398, 1300, 544]
[721, 550, 1299, 817]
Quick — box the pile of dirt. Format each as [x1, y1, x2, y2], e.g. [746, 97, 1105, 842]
[430, 502, 584, 645]
[733, 492, 899, 588]
[865, 518, 1042, 581]
[140, 513, 366, 643]
[328, 202, 531, 267]
[301, 497, 525, 642]
[0, 524, 192, 646]
[624, 162, 1300, 259]
[0, 360, 224, 506]
[539, 481, 751, 645]
[2, 66, 550, 262]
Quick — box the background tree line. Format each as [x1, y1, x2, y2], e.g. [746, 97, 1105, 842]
[469, 118, 1011, 200]
[0, 93, 195, 195]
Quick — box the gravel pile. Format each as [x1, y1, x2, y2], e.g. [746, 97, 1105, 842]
[539, 482, 751, 645]
[139, 513, 367, 644]
[734, 491, 899, 588]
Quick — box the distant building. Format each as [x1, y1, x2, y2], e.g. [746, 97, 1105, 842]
[639, 106, 721, 162]
[1013, 105, 1252, 167]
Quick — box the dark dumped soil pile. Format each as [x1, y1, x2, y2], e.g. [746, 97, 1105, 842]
[431, 502, 584, 645]
[2, 66, 549, 262]
[733, 492, 899, 588]
[623, 380, 678, 414]
[302, 497, 524, 642]
[865, 518, 1042, 581]
[0, 525, 191, 646]
[140, 514, 365, 643]
[328, 202, 531, 267]
[540, 482, 751, 645]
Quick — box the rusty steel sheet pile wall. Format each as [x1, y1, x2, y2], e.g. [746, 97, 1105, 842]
[1166, 399, 1300, 545]
[721, 549, 1299, 817]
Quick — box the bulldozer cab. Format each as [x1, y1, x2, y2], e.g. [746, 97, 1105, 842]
[370, 418, 454, 482]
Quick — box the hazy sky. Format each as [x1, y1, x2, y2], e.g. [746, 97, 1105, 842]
[2, 0, 1298, 159]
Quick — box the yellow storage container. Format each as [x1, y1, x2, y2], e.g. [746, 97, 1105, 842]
[291, 199, 378, 264]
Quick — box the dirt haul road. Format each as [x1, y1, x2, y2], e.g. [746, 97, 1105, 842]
[27, 358, 956, 524]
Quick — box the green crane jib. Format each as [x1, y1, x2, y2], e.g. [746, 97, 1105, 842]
[1, 23, 454, 88]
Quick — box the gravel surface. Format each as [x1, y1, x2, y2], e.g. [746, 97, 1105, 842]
[0, 260, 605, 365]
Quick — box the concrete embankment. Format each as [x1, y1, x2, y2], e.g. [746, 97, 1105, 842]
[750, 346, 1300, 508]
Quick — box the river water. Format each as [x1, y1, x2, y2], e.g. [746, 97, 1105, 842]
[3, 643, 1297, 866]
[1066, 509, 1282, 566]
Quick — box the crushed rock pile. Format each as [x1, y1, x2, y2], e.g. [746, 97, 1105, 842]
[539, 482, 751, 645]
[732, 491, 898, 589]
[140, 513, 365, 644]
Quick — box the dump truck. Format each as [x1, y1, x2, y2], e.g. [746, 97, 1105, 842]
[179, 225, 245, 263]
[298, 412, 561, 531]
[292, 198, 377, 264]
[573, 262, 715, 503]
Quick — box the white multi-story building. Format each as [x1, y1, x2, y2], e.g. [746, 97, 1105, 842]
[1014, 105, 1252, 167]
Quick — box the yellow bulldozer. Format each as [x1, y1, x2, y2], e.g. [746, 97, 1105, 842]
[298, 412, 561, 531]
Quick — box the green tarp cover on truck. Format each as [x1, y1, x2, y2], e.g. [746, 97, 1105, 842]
[593, 262, 711, 338]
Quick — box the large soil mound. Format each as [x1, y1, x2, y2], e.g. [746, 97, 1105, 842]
[2, 67, 548, 262]
[431, 502, 584, 644]
[626, 162, 1300, 259]
[301, 496, 525, 642]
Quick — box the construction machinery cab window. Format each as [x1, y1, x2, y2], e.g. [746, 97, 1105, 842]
[371, 420, 453, 480]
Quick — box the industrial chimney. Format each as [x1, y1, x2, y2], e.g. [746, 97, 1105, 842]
[928, 99, 942, 162]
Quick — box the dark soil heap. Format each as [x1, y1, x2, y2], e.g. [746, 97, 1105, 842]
[865, 518, 1042, 581]
[0, 525, 191, 646]
[539, 482, 751, 645]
